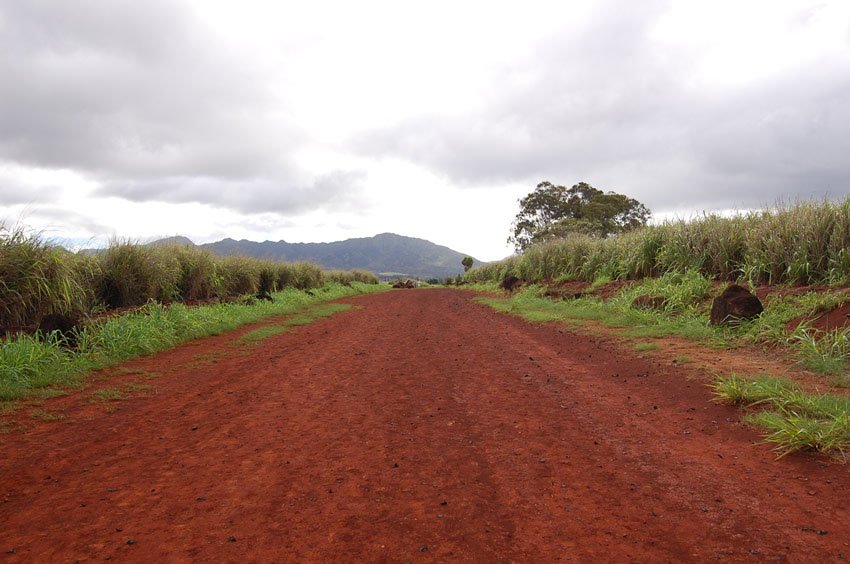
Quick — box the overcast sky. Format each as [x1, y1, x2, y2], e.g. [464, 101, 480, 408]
[2, 0, 849, 261]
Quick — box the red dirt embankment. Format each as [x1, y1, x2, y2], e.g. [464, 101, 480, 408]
[0, 289, 848, 560]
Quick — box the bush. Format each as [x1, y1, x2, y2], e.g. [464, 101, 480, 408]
[96, 242, 181, 308]
[0, 224, 89, 328]
[217, 256, 261, 296]
[171, 245, 218, 301]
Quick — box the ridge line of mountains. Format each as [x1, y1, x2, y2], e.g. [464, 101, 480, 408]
[149, 233, 484, 280]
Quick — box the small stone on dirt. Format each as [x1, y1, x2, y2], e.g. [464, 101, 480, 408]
[419, 546, 428, 553]
[126, 539, 135, 545]
[227, 536, 237, 542]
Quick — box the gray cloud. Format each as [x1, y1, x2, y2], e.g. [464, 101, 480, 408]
[0, 1, 350, 215]
[353, 1, 850, 213]
[0, 180, 48, 206]
[99, 169, 368, 215]
[0, 163, 57, 205]
[9, 204, 113, 238]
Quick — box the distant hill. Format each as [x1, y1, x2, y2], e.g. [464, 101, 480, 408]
[175, 233, 483, 280]
[148, 235, 195, 247]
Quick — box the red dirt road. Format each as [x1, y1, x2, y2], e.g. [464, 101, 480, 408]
[1, 289, 849, 561]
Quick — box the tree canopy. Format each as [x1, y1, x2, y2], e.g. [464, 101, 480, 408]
[509, 181, 650, 252]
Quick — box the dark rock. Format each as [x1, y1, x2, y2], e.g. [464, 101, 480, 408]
[392, 279, 416, 289]
[631, 295, 667, 310]
[710, 284, 764, 325]
[500, 274, 522, 292]
[37, 313, 81, 348]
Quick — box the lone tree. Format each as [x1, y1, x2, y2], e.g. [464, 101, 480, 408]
[461, 256, 474, 272]
[509, 181, 650, 253]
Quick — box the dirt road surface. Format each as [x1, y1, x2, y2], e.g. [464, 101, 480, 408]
[1, 289, 848, 561]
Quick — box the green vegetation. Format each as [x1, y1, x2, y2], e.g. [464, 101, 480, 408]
[0, 282, 385, 404]
[792, 326, 850, 374]
[509, 181, 650, 252]
[475, 270, 850, 375]
[475, 274, 720, 342]
[0, 225, 90, 328]
[473, 198, 850, 286]
[713, 374, 850, 458]
[0, 223, 380, 330]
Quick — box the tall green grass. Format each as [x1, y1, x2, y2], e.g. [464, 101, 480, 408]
[0, 224, 380, 329]
[467, 199, 850, 286]
[0, 225, 89, 328]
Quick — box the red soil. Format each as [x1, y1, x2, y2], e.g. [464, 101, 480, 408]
[787, 301, 850, 334]
[1, 289, 849, 561]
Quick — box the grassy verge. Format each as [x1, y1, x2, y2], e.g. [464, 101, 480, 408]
[474, 274, 850, 374]
[473, 274, 723, 344]
[713, 374, 850, 458]
[0, 282, 385, 404]
[471, 276, 850, 457]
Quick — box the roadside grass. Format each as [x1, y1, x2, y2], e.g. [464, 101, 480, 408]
[0, 282, 384, 405]
[634, 342, 661, 352]
[474, 276, 850, 380]
[791, 326, 850, 374]
[712, 374, 850, 458]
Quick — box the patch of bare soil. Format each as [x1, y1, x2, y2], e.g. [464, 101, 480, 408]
[541, 280, 590, 300]
[588, 280, 635, 300]
[786, 300, 850, 334]
[0, 290, 848, 560]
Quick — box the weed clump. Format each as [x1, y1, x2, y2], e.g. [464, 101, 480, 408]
[713, 374, 850, 458]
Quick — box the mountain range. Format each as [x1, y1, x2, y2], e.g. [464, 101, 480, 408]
[151, 233, 483, 280]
